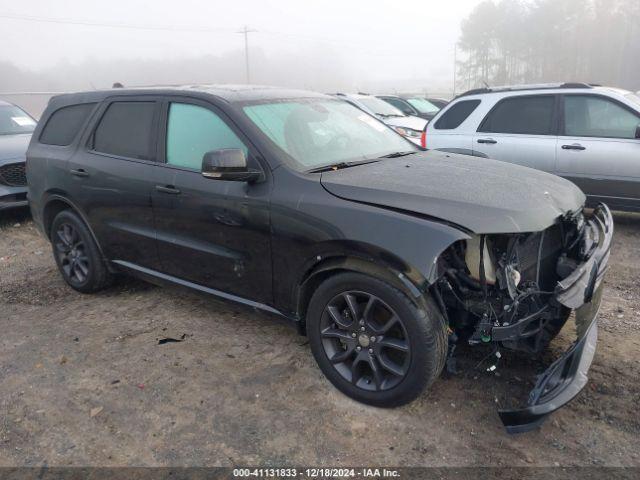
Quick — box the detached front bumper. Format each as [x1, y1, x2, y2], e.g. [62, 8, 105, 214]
[498, 204, 613, 433]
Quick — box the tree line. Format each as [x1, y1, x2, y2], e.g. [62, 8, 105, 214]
[456, 0, 640, 93]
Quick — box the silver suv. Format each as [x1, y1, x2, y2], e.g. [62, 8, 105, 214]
[424, 83, 640, 212]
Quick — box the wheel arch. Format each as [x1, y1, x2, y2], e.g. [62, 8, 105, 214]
[42, 194, 107, 260]
[295, 253, 429, 335]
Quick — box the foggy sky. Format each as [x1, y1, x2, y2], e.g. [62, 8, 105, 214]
[0, 0, 481, 93]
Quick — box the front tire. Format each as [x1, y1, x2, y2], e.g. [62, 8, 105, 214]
[50, 210, 113, 293]
[307, 272, 447, 407]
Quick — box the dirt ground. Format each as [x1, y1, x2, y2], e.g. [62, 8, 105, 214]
[0, 207, 639, 468]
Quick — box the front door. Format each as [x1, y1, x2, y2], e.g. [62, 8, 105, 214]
[152, 99, 273, 304]
[556, 94, 640, 210]
[472, 94, 558, 173]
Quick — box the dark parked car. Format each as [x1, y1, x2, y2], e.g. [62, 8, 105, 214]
[0, 100, 36, 210]
[27, 85, 612, 433]
[425, 97, 449, 109]
[377, 94, 440, 121]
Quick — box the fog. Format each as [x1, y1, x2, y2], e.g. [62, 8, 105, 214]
[0, 0, 479, 95]
[0, 0, 638, 109]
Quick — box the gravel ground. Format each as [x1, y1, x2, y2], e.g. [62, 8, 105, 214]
[0, 208, 639, 467]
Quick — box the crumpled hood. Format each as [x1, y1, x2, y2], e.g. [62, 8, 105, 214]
[0, 134, 31, 162]
[320, 151, 586, 234]
[382, 115, 427, 131]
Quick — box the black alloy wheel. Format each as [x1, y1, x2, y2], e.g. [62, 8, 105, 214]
[54, 222, 90, 284]
[50, 209, 113, 293]
[320, 291, 411, 391]
[307, 272, 447, 407]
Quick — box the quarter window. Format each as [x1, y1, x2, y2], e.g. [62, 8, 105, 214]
[40, 103, 96, 146]
[166, 103, 247, 170]
[564, 95, 640, 139]
[479, 96, 555, 135]
[434, 100, 481, 129]
[93, 102, 156, 160]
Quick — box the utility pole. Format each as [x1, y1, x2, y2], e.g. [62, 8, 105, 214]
[453, 43, 458, 97]
[238, 25, 257, 84]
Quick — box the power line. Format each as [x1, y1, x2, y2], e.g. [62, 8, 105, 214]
[0, 13, 236, 33]
[0, 12, 428, 61]
[0, 13, 402, 56]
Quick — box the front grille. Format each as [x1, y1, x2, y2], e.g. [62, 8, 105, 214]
[0, 162, 27, 187]
[516, 224, 563, 290]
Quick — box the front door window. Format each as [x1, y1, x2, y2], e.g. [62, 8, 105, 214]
[166, 103, 248, 170]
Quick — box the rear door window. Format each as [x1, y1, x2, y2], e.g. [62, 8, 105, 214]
[93, 102, 156, 160]
[563, 95, 640, 139]
[434, 100, 481, 129]
[40, 103, 96, 146]
[479, 96, 556, 135]
[166, 103, 248, 170]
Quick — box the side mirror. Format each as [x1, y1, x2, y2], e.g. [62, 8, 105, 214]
[636, 124, 640, 139]
[201, 149, 262, 182]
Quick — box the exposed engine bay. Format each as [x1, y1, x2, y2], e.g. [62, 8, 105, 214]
[434, 208, 594, 357]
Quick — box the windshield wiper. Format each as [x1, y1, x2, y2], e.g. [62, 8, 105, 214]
[306, 159, 380, 173]
[379, 151, 419, 158]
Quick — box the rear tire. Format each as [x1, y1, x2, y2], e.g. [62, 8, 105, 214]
[50, 210, 113, 293]
[307, 272, 447, 407]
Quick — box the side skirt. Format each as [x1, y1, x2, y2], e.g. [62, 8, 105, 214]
[111, 260, 295, 322]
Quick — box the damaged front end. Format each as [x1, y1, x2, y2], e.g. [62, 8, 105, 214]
[434, 204, 613, 433]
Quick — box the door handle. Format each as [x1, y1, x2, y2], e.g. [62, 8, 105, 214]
[477, 138, 497, 144]
[155, 185, 181, 195]
[70, 168, 89, 178]
[561, 144, 586, 151]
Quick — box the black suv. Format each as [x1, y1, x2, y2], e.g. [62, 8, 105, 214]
[27, 85, 612, 433]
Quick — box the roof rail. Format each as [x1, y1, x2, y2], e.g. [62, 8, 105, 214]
[456, 82, 594, 98]
[559, 82, 593, 89]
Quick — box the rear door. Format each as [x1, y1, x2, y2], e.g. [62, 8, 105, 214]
[67, 97, 161, 269]
[472, 94, 559, 172]
[556, 94, 640, 210]
[151, 97, 272, 304]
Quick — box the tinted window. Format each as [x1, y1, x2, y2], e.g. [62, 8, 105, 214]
[564, 95, 640, 139]
[434, 100, 481, 129]
[40, 103, 95, 146]
[479, 96, 555, 135]
[93, 102, 156, 159]
[166, 103, 248, 170]
[382, 97, 415, 115]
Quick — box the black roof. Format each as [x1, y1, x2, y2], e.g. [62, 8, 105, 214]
[47, 84, 328, 108]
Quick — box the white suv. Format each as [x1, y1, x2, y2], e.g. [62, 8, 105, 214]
[423, 83, 640, 212]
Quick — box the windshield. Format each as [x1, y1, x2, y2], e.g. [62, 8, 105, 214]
[243, 99, 415, 171]
[357, 97, 404, 117]
[405, 97, 440, 114]
[0, 105, 36, 135]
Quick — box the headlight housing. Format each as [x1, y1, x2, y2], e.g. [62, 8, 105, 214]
[393, 126, 422, 138]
